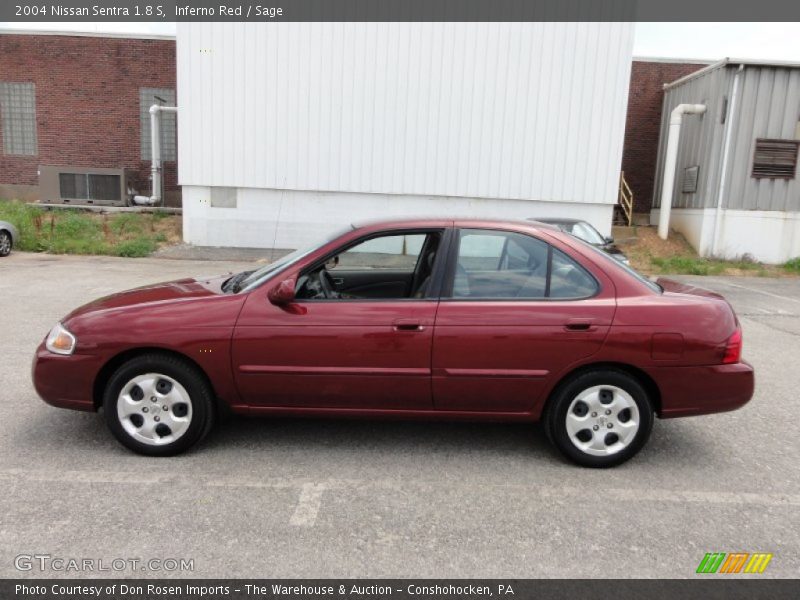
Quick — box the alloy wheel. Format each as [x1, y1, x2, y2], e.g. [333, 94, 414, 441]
[0, 232, 11, 255]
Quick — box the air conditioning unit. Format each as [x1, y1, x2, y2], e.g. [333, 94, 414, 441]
[39, 166, 138, 207]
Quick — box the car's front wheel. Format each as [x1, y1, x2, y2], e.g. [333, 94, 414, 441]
[0, 230, 12, 257]
[545, 370, 654, 467]
[103, 353, 214, 456]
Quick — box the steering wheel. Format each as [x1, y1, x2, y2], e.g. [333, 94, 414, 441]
[318, 268, 338, 299]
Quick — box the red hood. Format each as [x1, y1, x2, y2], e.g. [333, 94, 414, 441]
[656, 277, 726, 301]
[64, 274, 231, 321]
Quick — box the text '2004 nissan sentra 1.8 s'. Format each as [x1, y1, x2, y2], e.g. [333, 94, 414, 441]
[32, 219, 754, 467]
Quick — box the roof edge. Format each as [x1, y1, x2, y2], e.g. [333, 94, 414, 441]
[633, 55, 715, 65]
[0, 28, 175, 41]
[664, 57, 800, 90]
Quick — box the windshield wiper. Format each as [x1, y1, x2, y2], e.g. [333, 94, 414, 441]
[222, 270, 254, 294]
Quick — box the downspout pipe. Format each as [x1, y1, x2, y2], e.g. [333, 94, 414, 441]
[135, 104, 178, 206]
[657, 103, 707, 240]
[710, 64, 744, 257]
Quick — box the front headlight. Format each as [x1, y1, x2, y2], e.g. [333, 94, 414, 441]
[45, 322, 77, 355]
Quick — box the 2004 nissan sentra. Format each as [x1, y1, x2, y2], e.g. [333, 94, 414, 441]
[32, 218, 754, 467]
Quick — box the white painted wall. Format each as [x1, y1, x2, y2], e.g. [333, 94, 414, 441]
[177, 23, 634, 248]
[650, 208, 800, 264]
[185, 186, 614, 250]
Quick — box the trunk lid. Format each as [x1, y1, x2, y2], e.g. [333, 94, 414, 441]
[656, 277, 727, 301]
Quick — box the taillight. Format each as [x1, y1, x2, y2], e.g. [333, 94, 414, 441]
[722, 327, 742, 364]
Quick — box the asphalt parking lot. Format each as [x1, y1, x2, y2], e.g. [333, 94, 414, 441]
[1, 252, 799, 578]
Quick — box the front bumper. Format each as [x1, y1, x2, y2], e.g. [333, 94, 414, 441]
[646, 360, 755, 418]
[32, 343, 101, 412]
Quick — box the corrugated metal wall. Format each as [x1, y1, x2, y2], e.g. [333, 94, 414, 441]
[725, 67, 800, 211]
[654, 63, 800, 212]
[177, 23, 634, 205]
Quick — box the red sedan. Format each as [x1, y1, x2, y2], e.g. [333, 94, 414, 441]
[32, 219, 754, 466]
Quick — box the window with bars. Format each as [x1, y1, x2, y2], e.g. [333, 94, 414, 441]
[752, 139, 799, 179]
[140, 87, 177, 161]
[0, 82, 38, 155]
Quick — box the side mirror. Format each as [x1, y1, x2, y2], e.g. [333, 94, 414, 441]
[268, 277, 297, 305]
[604, 236, 614, 245]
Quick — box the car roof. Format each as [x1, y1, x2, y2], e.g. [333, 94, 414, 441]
[530, 217, 584, 225]
[352, 217, 559, 232]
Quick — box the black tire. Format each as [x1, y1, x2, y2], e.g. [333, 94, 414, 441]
[0, 230, 12, 257]
[103, 353, 215, 456]
[544, 369, 654, 468]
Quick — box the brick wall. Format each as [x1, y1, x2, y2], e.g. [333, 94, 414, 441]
[0, 33, 178, 202]
[622, 59, 708, 213]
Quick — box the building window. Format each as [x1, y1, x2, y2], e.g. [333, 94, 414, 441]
[0, 82, 38, 156]
[140, 88, 176, 161]
[752, 139, 799, 179]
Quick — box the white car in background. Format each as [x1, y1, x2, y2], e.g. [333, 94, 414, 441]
[0, 221, 18, 257]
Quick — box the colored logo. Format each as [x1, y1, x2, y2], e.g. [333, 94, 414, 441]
[696, 552, 773, 574]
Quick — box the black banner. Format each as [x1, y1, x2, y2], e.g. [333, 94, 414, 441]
[2, 0, 800, 22]
[3, 580, 800, 600]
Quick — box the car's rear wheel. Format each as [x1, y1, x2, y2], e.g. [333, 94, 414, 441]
[103, 353, 214, 456]
[0, 230, 12, 257]
[545, 370, 654, 467]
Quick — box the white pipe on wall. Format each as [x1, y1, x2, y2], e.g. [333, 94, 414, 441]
[710, 64, 744, 257]
[657, 103, 707, 240]
[145, 104, 178, 206]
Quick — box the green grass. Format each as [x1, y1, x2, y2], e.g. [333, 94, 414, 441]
[0, 200, 173, 257]
[785, 258, 800, 273]
[650, 255, 770, 277]
[650, 256, 726, 276]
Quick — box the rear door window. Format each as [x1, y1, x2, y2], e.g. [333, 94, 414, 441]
[449, 229, 598, 300]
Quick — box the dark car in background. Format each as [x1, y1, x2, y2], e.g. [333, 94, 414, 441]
[532, 218, 629, 265]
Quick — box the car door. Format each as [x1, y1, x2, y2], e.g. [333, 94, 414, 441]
[432, 227, 616, 414]
[231, 228, 447, 410]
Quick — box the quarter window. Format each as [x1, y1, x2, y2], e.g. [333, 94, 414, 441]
[450, 229, 598, 300]
[549, 247, 599, 298]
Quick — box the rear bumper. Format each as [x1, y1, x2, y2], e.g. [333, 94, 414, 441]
[31, 343, 99, 412]
[646, 360, 754, 418]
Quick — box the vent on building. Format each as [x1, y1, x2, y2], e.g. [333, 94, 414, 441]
[58, 173, 121, 202]
[39, 166, 136, 206]
[682, 166, 700, 193]
[752, 139, 799, 179]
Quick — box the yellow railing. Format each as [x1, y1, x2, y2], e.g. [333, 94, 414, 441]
[618, 172, 633, 227]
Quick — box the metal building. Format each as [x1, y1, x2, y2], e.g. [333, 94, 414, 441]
[651, 59, 800, 263]
[176, 23, 634, 249]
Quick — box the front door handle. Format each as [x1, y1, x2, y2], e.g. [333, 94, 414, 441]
[392, 319, 426, 332]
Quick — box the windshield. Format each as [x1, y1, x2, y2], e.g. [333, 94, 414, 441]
[566, 221, 606, 245]
[234, 225, 354, 292]
[567, 235, 662, 293]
